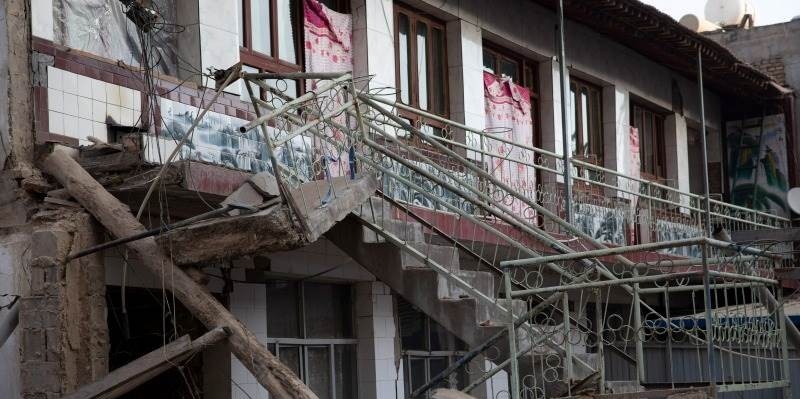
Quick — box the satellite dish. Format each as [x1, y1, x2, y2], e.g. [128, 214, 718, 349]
[787, 187, 800, 214]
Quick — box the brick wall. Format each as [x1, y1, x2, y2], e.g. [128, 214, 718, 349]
[751, 56, 786, 86]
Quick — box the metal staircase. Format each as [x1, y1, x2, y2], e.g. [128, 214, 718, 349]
[236, 71, 794, 399]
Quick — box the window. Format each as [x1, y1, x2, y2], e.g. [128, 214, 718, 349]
[631, 101, 666, 179]
[482, 43, 540, 144]
[239, 0, 303, 73]
[394, 4, 448, 117]
[264, 280, 356, 399]
[569, 78, 603, 163]
[398, 297, 468, 396]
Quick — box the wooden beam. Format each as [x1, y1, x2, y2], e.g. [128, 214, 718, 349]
[39, 147, 319, 399]
[62, 328, 228, 399]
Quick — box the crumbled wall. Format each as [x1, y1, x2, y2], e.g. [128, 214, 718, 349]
[19, 210, 108, 398]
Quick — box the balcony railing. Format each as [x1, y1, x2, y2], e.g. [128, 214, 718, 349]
[366, 96, 791, 250]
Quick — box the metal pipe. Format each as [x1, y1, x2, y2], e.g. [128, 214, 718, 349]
[557, 0, 573, 223]
[65, 202, 265, 262]
[563, 291, 574, 390]
[639, 282, 764, 294]
[701, 243, 718, 396]
[632, 267, 646, 384]
[509, 271, 703, 298]
[0, 300, 19, 348]
[240, 71, 348, 80]
[697, 48, 713, 237]
[504, 272, 521, 399]
[502, 237, 708, 267]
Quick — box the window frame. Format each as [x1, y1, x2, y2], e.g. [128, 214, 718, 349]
[393, 3, 450, 121]
[239, 0, 305, 74]
[630, 100, 667, 180]
[262, 280, 357, 399]
[569, 77, 603, 164]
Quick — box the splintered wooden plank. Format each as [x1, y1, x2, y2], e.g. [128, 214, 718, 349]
[61, 328, 227, 399]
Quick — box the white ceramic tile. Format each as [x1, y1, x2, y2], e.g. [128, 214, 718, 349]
[63, 114, 78, 138]
[91, 79, 105, 102]
[92, 122, 107, 142]
[91, 100, 106, 123]
[132, 91, 142, 111]
[62, 70, 78, 95]
[48, 111, 63, 135]
[107, 104, 121, 124]
[47, 66, 62, 91]
[120, 107, 134, 126]
[47, 88, 63, 112]
[62, 92, 78, 117]
[119, 87, 134, 109]
[105, 83, 121, 106]
[77, 96, 92, 120]
[77, 75, 92, 99]
[78, 118, 93, 139]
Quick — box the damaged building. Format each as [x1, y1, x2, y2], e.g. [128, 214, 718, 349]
[1, 0, 799, 398]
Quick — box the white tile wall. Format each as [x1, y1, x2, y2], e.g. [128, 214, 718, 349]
[46, 66, 141, 145]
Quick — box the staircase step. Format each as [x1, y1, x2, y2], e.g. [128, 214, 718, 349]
[362, 218, 425, 244]
[400, 243, 460, 272]
[475, 298, 527, 327]
[605, 381, 643, 394]
[437, 269, 495, 300]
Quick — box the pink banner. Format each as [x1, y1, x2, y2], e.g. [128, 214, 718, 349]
[303, 0, 354, 178]
[483, 71, 535, 220]
[628, 126, 641, 244]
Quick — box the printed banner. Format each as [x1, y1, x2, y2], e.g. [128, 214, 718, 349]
[574, 203, 627, 246]
[304, 0, 353, 179]
[483, 72, 536, 221]
[727, 114, 789, 216]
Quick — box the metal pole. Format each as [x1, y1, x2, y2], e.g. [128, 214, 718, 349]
[594, 289, 605, 394]
[563, 291, 574, 393]
[632, 267, 646, 384]
[557, 0, 573, 223]
[776, 285, 792, 399]
[697, 47, 712, 237]
[701, 242, 717, 396]
[504, 272, 521, 399]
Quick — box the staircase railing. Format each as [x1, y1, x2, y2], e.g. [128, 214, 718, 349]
[236, 72, 793, 398]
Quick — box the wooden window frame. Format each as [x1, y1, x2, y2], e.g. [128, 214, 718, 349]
[631, 100, 667, 180]
[481, 42, 541, 148]
[569, 77, 603, 165]
[394, 3, 449, 123]
[240, 0, 305, 74]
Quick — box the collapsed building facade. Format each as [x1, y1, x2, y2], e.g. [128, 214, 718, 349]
[0, 0, 799, 399]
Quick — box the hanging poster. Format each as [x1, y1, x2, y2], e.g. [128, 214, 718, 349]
[727, 114, 789, 216]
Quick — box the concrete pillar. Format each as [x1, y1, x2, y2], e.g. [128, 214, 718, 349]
[664, 113, 691, 210]
[447, 19, 485, 135]
[355, 281, 403, 399]
[351, 0, 395, 93]
[198, 0, 240, 93]
[19, 212, 108, 398]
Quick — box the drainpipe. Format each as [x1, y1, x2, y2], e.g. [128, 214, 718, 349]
[556, 0, 573, 223]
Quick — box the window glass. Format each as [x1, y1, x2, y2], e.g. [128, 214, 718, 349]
[500, 59, 518, 82]
[483, 52, 497, 73]
[278, 0, 298, 63]
[428, 357, 449, 388]
[307, 347, 331, 399]
[304, 282, 353, 338]
[399, 300, 427, 350]
[266, 281, 301, 338]
[581, 89, 589, 157]
[416, 21, 429, 110]
[429, 318, 459, 351]
[250, 0, 271, 55]
[238, 0, 244, 46]
[334, 345, 357, 398]
[408, 357, 427, 392]
[398, 13, 412, 104]
[430, 27, 446, 115]
[278, 344, 303, 377]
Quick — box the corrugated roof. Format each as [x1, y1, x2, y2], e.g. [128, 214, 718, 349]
[531, 0, 791, 99]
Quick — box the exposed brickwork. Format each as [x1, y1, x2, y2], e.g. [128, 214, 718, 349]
[750, 57, 786, 86]
[19, 212, 108, 398]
